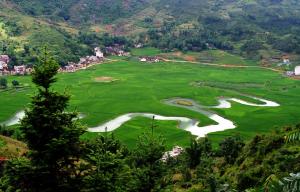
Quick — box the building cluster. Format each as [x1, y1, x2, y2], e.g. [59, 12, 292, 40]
[286, 66, 300, 76]
[13, 65, 33, 75]
[161, 146, 184, 162]
[60, 47, 105, 73]
[104, 44, 130, 56]
[0, 55, 9, 74]
[0, 55, 33, 76]
[273, 55, 291, 66]
[139, 56, 160, 63]
[134, 43, 143, 48]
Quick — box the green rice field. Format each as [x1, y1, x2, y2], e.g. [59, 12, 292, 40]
[1, 59, 300, 149]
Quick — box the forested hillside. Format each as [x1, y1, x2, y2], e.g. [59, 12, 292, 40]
[1, 0, 300, 65]
[8, 0, 150, 24]
[1, 1, 300, 191]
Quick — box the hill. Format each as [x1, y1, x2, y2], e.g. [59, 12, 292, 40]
[1, 0, 300, 65]
[0, 135, 27, 158]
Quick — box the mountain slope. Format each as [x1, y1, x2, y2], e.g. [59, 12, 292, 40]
[1, 0, 300, 65]
[8, 0, 151, 24]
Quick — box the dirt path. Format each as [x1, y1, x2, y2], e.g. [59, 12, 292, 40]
[162, 59, 283, 73]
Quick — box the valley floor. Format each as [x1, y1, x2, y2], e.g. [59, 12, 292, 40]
[1, 59, 300, 148]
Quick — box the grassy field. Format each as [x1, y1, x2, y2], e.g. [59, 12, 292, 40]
[160, 50, 259, 66]
[1, 59, 300, 149]
[131, 47, 161, 56]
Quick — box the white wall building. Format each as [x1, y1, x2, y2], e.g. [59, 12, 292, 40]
[0, 61, 4, 70]
[94, 47, 104, 58]
[14, 65, 26, 75]
[295, 66, 300, 76]
[283, 58, 290, 65]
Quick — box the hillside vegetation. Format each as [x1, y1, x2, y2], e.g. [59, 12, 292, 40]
[0, 0, 300, 67]
[0, 55, 299, 191]
[0, 135, 27, 158]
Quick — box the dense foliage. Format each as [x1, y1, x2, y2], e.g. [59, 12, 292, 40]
[1, 0, 300, 63]
[9, 0, 149, 24]
[1, 51, 86, 191]
[0, 0, 300, 190]
[0, 56, 299, 191]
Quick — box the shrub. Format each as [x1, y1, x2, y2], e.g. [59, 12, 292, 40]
[0, 78, 7, 89]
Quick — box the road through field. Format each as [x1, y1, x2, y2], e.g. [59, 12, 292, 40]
[162, 59, 283, 72]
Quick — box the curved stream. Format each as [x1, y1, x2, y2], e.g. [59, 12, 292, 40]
[2, 96, 280, 138]
[0, 112, 86, 127]
[88, 95, 280, 138]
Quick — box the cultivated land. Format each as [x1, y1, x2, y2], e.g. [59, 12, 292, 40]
[1, 58, 300, 149]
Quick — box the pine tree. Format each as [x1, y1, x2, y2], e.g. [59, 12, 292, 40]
[131, 132, 166, 192]
[5, 50, 85, 191]
[83, 134, 134, 192]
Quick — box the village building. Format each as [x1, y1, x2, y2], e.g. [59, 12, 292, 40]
[0, 55, 10, 76]
[14, 65, 26, 75]
[61, 47, 105, 73]
[283, 58, 290, 65]
[283, 56, 290, 65]
[105, 44, 130, 56]
[65, 65, 75, 73]
[161, 146, 184, 162]
[140, 58, 147, 62]
[270, 56, 282, 63]
[26, 67, 33, 74]
[0, 55, 10, 64]
[139, 56, 160, 63]
[286, 71, 294, 76]
[134, 43, 143, 48]
[94, 47, 104, 58]
[276, 55, 292, 66]
[295, 66, 300, 76]
[0, 61, 6, 70]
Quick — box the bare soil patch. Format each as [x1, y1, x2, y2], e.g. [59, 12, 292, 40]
[0, 135, 28, 158]
[94, 76, 119, 83]
[176, 100, 194, 106]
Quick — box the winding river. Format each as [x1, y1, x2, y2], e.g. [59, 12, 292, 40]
[0, 112, 86, 127]
[87, 96, 279, 138]
[1, 95, 280, 138]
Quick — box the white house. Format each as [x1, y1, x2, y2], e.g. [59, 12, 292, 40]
[0, 61, 4, 70]
[295, 66, 300, 76]
[283, 58, 290, 65]
[65, 65, 75, 73]
[161, 146, 184, 162]
[140, 58, 147, 62]
[0, 55, 10, 64]
[14, 65, 26, 75]
[94, 47, 104, 58]
[134, 43, 143, 48]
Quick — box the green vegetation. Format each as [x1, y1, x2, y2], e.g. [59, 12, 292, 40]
[0, 52, 299, 191]
[1, 59, 300, 148]
[0, 78, 7, 89]
[2, 0, 300, 66]
[2, 51, 85, 191]
[83, 117, 193, 149]
[11, 80, 19, 87]
[9, 0, 148, 24]
[131, 47, 161, 56]
[0, 139, 5, 148]
[1, 1, 300, 190]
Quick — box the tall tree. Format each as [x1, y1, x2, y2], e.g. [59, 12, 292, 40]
[131, 132, 166, 192]
[4, 50, 85, 191]
[83, 134, 134, 192]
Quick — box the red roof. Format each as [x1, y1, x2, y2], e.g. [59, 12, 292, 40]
[0, 157, 9, 161]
